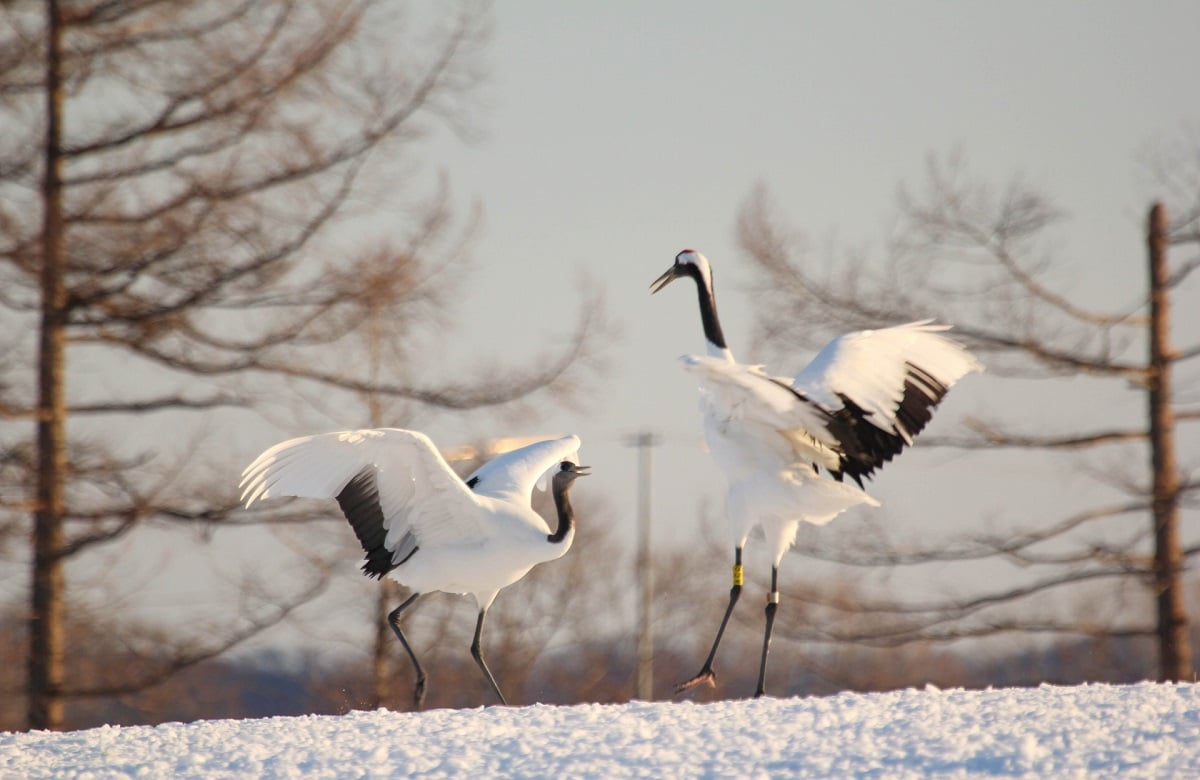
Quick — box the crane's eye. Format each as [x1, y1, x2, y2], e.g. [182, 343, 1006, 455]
[559, 461, 571, 472]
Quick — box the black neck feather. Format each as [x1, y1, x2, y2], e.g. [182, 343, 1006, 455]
[688, 264, 727, 350]
[548, 486, 574, 544]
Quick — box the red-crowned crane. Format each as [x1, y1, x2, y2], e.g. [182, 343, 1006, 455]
[240, 429, 588, 708]
[652, 249, 981, 697]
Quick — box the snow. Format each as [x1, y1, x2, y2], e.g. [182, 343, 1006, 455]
[3, 683, 1197, 779]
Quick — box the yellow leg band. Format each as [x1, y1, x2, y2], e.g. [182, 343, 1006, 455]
[732, 564, 744, 587]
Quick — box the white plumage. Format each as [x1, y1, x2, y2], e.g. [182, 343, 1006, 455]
[652, 248, 981, 697]
[240, 428, 588, 707]
[793, 321, 977, 446]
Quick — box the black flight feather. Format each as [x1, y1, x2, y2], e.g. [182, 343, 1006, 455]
[336, 467, 406, 579]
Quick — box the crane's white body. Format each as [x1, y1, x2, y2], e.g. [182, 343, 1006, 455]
[658, 251, 983, 564]
[240, 429, 582, 610]
[683, 354, 880, 565]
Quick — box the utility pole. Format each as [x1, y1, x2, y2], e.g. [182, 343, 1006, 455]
[626, 431, 660, 700]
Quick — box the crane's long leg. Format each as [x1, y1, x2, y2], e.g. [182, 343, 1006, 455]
[387, 592, 427, 710]
[754, 566, 780, 698]
[470, 607, 508, 706]
[676, 547, 744, 693]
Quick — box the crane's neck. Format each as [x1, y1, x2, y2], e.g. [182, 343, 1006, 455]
[693, 273, 733, 362]
[547, 486, 575, 545]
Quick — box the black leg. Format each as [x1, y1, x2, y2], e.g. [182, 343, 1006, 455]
[754, 566, 780, 698]
[470, 607, 508, 705]
[387, 592, 427, 710]
[676, 547, 744, 693]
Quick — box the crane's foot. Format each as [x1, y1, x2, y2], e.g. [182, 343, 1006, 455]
[675, 668, 717, 694]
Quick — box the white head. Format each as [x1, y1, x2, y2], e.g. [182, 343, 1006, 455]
[650, 248, 714, 295]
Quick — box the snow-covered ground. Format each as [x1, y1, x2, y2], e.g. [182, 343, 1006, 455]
[3, 683, 1197, 778]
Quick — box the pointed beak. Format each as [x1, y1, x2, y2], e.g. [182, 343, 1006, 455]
[571, 464, 592, 477]
[650, 265, 682, 295]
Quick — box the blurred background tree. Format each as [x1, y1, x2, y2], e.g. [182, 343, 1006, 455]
[732, 145, 1200, 683]
[0, 0, 607, 731]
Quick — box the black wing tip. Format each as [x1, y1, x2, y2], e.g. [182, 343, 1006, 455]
[361, 554, 395, 579]
[894, 362, 950, 440]
[362, 544, 415, 579]
[829, 361, 956, 480]
[337, 467, 400, 579]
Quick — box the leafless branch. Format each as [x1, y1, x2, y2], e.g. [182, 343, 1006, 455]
[66, 576, 330, 699]
[952, 418, 1149, 449]
[67, 394, 245, 415]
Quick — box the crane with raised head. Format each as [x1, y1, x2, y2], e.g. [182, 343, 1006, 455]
[652, 248, 981, 697]
[241, 428, 589, 708]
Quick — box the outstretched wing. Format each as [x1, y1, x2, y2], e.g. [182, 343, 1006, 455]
[239, 428, 486, 578]
[793, 320, 983, 483]
[463, 434, 582, 505]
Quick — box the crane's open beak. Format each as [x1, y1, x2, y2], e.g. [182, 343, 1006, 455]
[570, 464, 592, 477]
[650, 265, 682, 294]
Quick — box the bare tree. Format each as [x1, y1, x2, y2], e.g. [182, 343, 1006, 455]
[1, 0, 608, 730]
[734, 147, 1200, 682]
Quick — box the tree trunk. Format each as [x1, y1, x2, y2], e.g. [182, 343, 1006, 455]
[27, 0, 70, 731]
[1146, 201, 1191, 681]
[28, 0, 68, 731]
